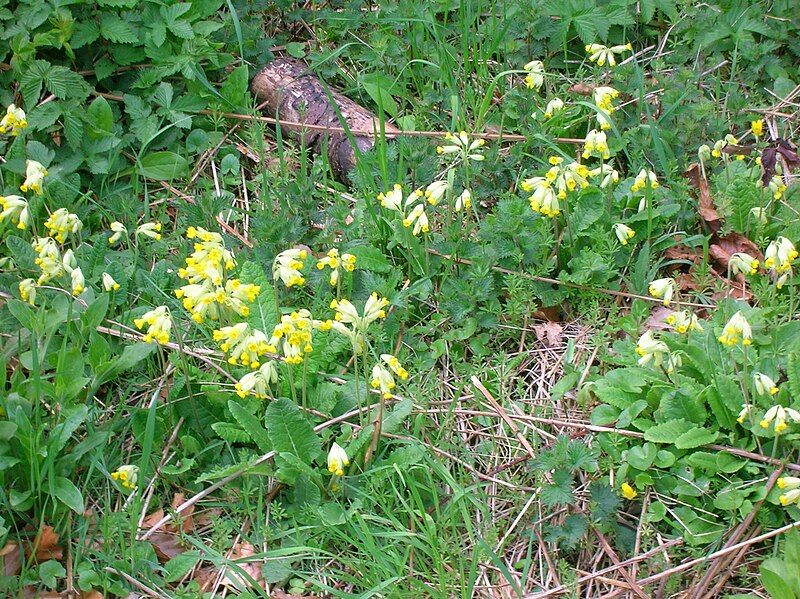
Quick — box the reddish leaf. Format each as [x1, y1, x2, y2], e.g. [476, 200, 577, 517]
[1, 542, 22, 577]
[31, 525, 62, 562]
[685, 163, 721, 232]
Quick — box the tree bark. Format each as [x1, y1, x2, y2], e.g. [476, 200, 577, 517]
[250, 58, 398, 182]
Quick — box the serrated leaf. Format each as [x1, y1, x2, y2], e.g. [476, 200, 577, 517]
[674, 426, 718, 449]
[643, 419, 695, 443]
[228, 400, 271, 453]
[788, 353, 800, 399]
[240, 261, 278, 334]
[46, 66, 90, 101]
[62, 112, 84, 149]
[100, 13, 137, 43]
[211, 422, 251, 444]
[348, 245, 391, 273]
[265, 398, 321, 464]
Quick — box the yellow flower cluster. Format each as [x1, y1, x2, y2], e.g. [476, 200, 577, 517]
[436, 131, 486, 162]
[582, 129, 610, 160]
[778, 476, 800, 506]
[718, 311, 752, 347]
[327, 443, 350, 477]
[44, 207, 82, 243]
[317, 248, 356, 286]
[648, 277, 675, 306]
[613, 223, 635, 245]
[235, 361, 279, 399]
[174, 227, 258, 323]
[20, 160, 47, 195]
[0, 195, 30, 229]
[265, 309, 331, 365]
[521, 157, 590, 218]
[213, 323, 271, 369]
[665, 310, 703, 334]
[0, 104, 27, 136]
[760, 405, 800, 435]
[370, 354, 409, 399]
[631, 169, 659, 193]
[134, 306, 172, 344]
[111, 464, 139, 490]
[273, 248, 307, 288]
[585, 43, 632, 67]
[593, 87, 620, 130]
[764, 237, 797, 290]
[377, 184, 430, 235]
[523, 60, 545, 91]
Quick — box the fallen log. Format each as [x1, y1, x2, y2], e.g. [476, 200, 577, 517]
[250, 58, 398, 182]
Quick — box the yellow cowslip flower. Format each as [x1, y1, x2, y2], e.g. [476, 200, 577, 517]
[381, 353, 409, 380]
[331, 292, 389, 331]
[590, 164, 619, 188]
[765, 237, 797, 274]
[760, 405, 800, 435]
[0, 104, 27, 136]
[213, 323, 270, 369]
[529, 183, 560, 217]
[70, 267, 85, 296]
[455, 189, 472, 212]
[698, 144, 712, 162]
[613, 223, 635, 246]
[102, 272, 121, 292]
[665, 352, 682, 374]
[235, 361, 278, 399]
[327, 442, 350, 477]
[44, 207, 82, 243]
[108, 221, 127, 244]
[32, 236, 63, 284]
[595, 109, 613, 131]
[19, 278, 36, 305]
[20, 160, 47, 195]
[378, 184, 405, 211]
[754, 372, 779, 397]
[329, 320, 366, 355]
[178, 242, 235, 287]
[778, 477, 800, 506]
[648, 278, 675, 306]
[134, 306, 172, 345]
[729, 252, 759, 276]
[424, 180, 449, 205]
[266, 310, 316, 365]
[523, 60, 545, 90]
[769, 175, 788, 200]
[176, 278, 259, 323]
[751, 119, 764, 138]
[585, 42, 632, 67]
[0, 195, 30, 229]
[718, 311, 752, 347]
[317, 248, 356, 286]
[593, 87, 620, 114]
[186, 226, 223, 244]
[635, 331, 668, 367]
[665, 310, 703, 334]
[436, 131, 486, 161]
[371, 363, 396, 399]
[273, 248, 307, 288]
[111, 464, 139, 490]
[582, 129, 610, 160]
[631, 168, 659, 193]
[737, 404, 751, 424]
[402, 202, 430, 235]
[135, 222, 162, 240]
[543, 98, 564, 119]
[620, 482, 637, 500]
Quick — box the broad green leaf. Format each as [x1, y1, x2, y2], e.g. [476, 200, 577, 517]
[52, 477, 84, 513]
[100, 13, 137, 43]
[788, 353, 800, 400]
[675, 426, 718, 449]
[240, 261, 277, 334]
[86, 96, 114, 137]
[265, 398, 321, 464]
[347, 245, 392, 273]
[760, 558, 796, 599]
[228, 400, 271, 453]
[625, 443, 657, 470]
[138, 151, 189, 180]
[643, 419, 695, 443]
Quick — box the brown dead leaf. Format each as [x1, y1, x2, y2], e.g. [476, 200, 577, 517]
[644, 306, 674, 331]
[567, 82, 597, 95]
[171, 493, 195, 534]
[141, 500, 190, 562]
[32, 525, 62, 562]
[1, 542, 22, 577]
[685, 163, 721, 232]
[221, 542, 265, 591]
[533, 322, 563, 347]
[664, 243, 702, 264]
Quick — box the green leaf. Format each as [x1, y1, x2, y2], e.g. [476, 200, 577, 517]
[265, 398, 321, 470]
[228, 400, 271, 453]
[240, 261, 277, 334]
[39, 560, 66, 589]
[138, 151, 189, 180]
[626, 443, 658, 470]
[643, 419, 695, 443]
[86, 96, 114, 137]
[211, 422, 251, 444]
[100, 13, 137, 43]
[164, 552, 201, 582]
[658, 390, 706, 425]
[674, 427, 718, 449]
[347, 245, 391, 273]
[219, 65, 249, 107]
[788, 353, 800, 400]
[52, 477, 84, 513]
[760, 558, 797, 599]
